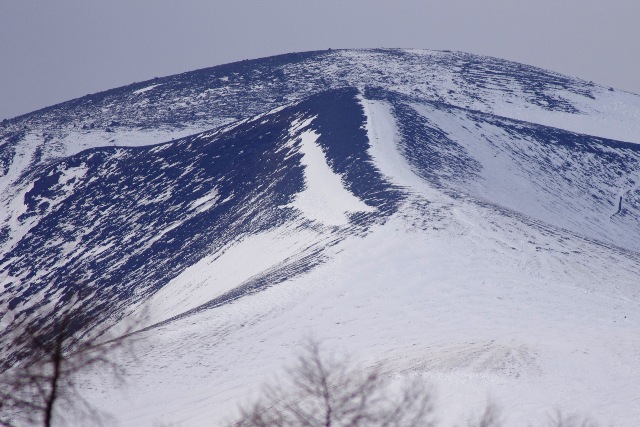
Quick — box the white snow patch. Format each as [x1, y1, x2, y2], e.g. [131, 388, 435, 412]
[133, 84, 163, 95]
[360, 97, 431, 191]
[288, 129, 374, 226]
[139, 188, 173, 206]
[189, 188, 220, 213]
[139, 222, 182, 251]
[58, 165, 87, 186]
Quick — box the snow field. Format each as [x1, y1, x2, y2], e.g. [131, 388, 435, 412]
[81, 192, 640, 427]
[74, 99, 640, 426]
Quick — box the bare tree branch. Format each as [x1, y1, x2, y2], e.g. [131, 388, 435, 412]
[0, 300, 139, 427]
[465, 402, 502, 427]
[232, 339, 435, 427]
[546, 409, 599, 427]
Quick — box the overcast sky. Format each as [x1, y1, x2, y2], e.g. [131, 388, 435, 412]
[1, 0, 639, 120]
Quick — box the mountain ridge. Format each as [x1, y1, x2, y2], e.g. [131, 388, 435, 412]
[1, 50, 639, 426]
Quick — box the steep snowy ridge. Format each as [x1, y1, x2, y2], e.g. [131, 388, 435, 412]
[83, 107, 640, 425]
[2, 49, 640, 261]
[0, 88, 401, 339]
[368, 90, 640, 252]
[2, 49, 640, 172]
[0, 50, 639, 426]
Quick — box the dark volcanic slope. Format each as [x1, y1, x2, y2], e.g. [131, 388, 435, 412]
[1, 49, 639, 426]
[0, 88, 401, 342]
[0, 49, 639, 358]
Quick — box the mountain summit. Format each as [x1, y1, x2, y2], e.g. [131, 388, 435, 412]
[1, 49, 639, 426]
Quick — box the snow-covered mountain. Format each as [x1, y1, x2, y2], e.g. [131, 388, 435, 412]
[1, 49, 639, 425]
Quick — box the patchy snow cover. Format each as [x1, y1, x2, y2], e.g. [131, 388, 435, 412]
[488, 86, 640, 145]
[52, 124, 222, 159]
[189, 188, 220, 212]
[0, 124, 225, 257]
[2, 51, 640, 427]
[2, 48, 640, 260]
[408, 102, 640, 252]
[0, 133, 93, 255]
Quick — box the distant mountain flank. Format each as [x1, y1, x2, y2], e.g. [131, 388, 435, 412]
[1, 49, 639, 426]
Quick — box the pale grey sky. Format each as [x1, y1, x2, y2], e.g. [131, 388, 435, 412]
[1, 0, 639, 120]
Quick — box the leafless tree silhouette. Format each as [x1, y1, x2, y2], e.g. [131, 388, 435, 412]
[546, 409, 600, 427]
[463, 402, 502, 427]
[0, 303, 137, 427]
[233, 340, 435, 427]
[232, 341, 604, 427]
